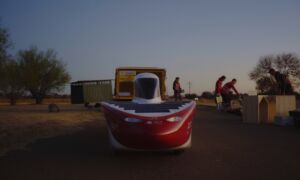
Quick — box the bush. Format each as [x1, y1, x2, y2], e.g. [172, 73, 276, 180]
[201, 91, 214, 99]
[185, 93, 198, 99]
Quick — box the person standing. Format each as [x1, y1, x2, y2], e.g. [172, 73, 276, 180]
[221, 79, 239, 105]
[215, 75, 226, 110]
[269, 68, 293, 95]
[173, 77, 182, 101]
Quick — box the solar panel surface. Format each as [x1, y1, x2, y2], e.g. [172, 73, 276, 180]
[106, 101, 191, 113]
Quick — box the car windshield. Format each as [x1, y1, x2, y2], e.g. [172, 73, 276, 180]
[135, 78, 159, 99]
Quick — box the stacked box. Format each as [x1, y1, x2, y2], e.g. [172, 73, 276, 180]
[243, 95, 296, 124]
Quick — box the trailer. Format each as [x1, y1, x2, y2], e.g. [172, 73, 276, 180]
[71, 80, 113, 104]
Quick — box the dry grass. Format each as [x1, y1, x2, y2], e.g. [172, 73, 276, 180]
[0, 104, 104, 157]
[0, 97, 70, 105]
[196, 98, 216, 107]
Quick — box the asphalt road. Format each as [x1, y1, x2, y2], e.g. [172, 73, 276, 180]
[1, 106, 300, 180]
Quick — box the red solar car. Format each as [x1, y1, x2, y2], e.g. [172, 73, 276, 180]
[102, 73, 196, 151]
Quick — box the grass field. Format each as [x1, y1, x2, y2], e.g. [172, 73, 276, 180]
[0, 97, 216, 157]
[0, 104, 104, 157]
[196, 98, 216, 106]
[0, 97, 71, 105]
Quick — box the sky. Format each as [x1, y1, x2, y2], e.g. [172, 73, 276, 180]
[1, 0, 300, 95]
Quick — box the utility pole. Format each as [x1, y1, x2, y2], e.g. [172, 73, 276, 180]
[188, 81, 191, 95]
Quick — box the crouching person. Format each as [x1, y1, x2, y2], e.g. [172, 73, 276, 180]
[221, 79, 239, 107]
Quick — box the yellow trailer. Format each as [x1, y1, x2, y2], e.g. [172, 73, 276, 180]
[114, 67, 167, 101]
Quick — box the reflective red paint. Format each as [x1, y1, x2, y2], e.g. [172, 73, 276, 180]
[102, 101, 196, 150]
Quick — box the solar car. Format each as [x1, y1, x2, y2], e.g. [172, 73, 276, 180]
[102, 73, 196, 152]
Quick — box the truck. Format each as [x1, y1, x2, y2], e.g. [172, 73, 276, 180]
[113, 67, 167, 101]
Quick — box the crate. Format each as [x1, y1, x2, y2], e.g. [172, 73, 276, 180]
[259, 97, 276, 124]
[289, 110, 300, 128]
[243, 95, 296, 124]
[243, 95, 267, 123]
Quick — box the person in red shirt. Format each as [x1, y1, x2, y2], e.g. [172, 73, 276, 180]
[215, 76, 226, 95]
[215, 76, 226, 110]
[173, 77, 182, 101]
[221, 79, 239, 104]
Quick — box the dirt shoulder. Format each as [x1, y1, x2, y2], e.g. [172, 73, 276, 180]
[0, 104, 104, 157]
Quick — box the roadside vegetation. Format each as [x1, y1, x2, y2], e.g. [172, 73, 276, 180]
[0, 24, 71, 105]
[249, 53, 300, 94]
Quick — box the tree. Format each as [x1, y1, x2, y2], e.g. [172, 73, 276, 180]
[0, 59, 24, 105]
[255, 77, 276, 95]
[0, 24, 11, 62]
[185, 93, 198, 99]
[249, 53, 300, 94]
[19, 47, 71, 104]
[201, 91, 214, 99]
[0, 23, 18, 104]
